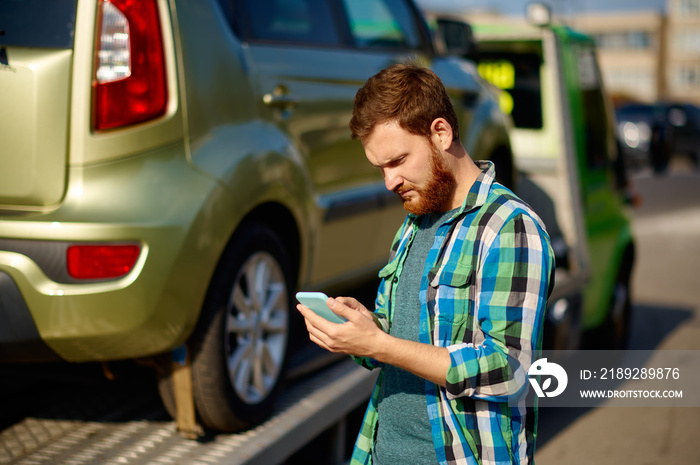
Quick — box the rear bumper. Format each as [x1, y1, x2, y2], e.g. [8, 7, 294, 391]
[0, 232, 194, 362]
[0, 148, 223, 362]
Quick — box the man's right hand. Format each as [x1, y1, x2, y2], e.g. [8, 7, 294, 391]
[296, 296, 383, 358]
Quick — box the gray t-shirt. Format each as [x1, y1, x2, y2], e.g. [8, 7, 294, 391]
[372, 208, 457, 464]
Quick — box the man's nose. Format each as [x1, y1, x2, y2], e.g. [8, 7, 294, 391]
[383, 169, 402, 192]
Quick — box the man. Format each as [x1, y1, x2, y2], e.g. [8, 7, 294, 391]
[297, 63, 555, 465]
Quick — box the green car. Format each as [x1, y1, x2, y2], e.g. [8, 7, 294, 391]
[0, 0, 513, 431]
[436, 3, 636, 350]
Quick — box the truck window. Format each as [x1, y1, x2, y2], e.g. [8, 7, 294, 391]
[234, 0, 342, 46]
[577, 48, 614, 170]
[476, 42, 544, 130]
[0, 0, 77, 49]
[341, 0, 422, 50]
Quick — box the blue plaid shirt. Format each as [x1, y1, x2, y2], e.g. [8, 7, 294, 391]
[351, 161, 555, 465]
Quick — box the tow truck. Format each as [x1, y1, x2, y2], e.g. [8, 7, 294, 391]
[428, 3, 636, 350]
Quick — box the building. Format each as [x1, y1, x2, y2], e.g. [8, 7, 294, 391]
[568, 11, 665, 105]
[665, 0, 700, 104]
[568, 0, 700, 107]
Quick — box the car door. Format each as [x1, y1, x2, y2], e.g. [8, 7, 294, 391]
[331, 0, 440, 272]
[565, 40, 630, 328]
[231, 0, 432, 286]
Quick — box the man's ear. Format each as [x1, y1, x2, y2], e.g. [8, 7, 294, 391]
[430, 118, 453, 151]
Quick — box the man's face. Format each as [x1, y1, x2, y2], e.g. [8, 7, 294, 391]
[363, 121, 456, 215]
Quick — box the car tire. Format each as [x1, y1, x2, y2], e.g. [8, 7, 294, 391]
[649, 124, 671, 175]
[155, 356, 177, 421]
[188, 223, 293, 432]
[605, 275, 632, 350]
[691, 150, 700, 170]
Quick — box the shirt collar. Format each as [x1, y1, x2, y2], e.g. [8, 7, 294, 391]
[459, 160, 496, 214]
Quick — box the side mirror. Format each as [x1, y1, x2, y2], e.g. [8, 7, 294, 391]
[437, 18, 477, 61]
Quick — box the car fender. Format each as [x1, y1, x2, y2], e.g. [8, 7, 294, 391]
[180, 119, 315, 309]
[584, 219, 636, 330]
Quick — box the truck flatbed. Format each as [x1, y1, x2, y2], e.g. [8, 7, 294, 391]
[0, 358, 376, 465]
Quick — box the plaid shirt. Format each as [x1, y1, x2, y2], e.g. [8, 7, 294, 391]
[351, 161, 555, 465]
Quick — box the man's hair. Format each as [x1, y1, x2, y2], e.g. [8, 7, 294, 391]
[349, 63, 460, 142]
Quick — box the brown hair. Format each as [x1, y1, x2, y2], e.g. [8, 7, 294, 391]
[349, 63, 459, 142]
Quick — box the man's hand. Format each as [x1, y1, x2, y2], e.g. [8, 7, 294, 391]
[297, 296, 451, 387]
[296, 296, 383, 359]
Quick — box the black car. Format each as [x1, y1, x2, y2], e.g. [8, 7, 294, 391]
[616, 102, 700, 173]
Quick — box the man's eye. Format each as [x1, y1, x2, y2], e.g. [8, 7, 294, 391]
[390, 157, 405, 167]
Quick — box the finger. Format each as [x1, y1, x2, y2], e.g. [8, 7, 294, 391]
[326, 298, 359, 323]
[298, 312, 338, 352]
[299, 310, 327, 341]
[334, 296, 363, 310]
[330, 297, 374, 322]
[307, 332, 333, 352]
[297, 303, 340, 343]
[297, 303, 330, 330]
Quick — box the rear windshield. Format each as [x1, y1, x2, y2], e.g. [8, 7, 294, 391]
[0, 0, 78, 49]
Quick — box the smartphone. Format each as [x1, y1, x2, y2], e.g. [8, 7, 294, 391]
[295, 292, 347, 324]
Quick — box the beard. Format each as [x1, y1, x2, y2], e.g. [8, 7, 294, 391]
[396, 144, 456, 215]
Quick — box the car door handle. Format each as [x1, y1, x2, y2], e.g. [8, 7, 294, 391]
[263, 93, 299, 107]
[263, 85, 299, 109]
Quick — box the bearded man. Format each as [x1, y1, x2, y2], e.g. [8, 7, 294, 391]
[297, 63, 555, 465]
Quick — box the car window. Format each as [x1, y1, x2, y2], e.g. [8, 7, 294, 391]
[235, 0, 342, 46]
[340, 0, 422, 50]
[0, 0, 77, 49]
[617, 105, 655, 123]
[617, 104, 679, 130]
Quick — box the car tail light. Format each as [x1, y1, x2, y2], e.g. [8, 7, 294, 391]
[67, 244, 141, 280]
[92, 0, 167, 130]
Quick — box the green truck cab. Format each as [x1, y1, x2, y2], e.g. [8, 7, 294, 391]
[431, 4, 636, 350]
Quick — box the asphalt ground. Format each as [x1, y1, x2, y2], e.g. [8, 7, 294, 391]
[536, 157, 700, 465]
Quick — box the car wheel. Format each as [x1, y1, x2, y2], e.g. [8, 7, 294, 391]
[543, 294, 582, 351]
[189, 223, 293, 432]
[605, 277, 632, 349]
